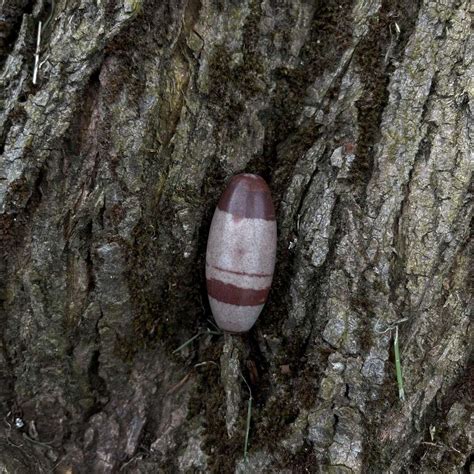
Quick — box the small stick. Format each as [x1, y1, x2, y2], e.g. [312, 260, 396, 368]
[166, 372, 191, 395]
[33, 21, 42, 85]
[421, 442, 463, 455]
[244, 394, 253, 462]
[39, 54, 50, 69]
[194, 361, 219, 369]
[240, 374, 253, 463]
[394, 326, 405, 401]
[375, 317, 409, 335]
[22, 432, 55, 447]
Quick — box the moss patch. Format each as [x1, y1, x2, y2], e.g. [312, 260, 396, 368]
[260, 0, 354, 177]
[207, 49, 265, 134]
[353, 0, 421, 204]
[186, 340, 247, 473]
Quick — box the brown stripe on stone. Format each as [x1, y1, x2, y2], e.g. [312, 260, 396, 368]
[206, 261, 273, 278]
[207, 278, 270, 306]
[218, 174, 275, 221]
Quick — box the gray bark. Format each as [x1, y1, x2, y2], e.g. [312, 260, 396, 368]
[0, 0, 472, 472]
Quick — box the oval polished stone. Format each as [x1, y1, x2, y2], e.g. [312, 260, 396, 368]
[206, 174, 277, 333]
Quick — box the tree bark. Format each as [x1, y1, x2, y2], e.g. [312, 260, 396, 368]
[0, 0, 472, 472]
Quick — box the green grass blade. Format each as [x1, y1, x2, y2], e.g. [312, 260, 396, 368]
[244, 394, 253, 462]
[172, 332, 202, 354]
[394, 326, 405, 401]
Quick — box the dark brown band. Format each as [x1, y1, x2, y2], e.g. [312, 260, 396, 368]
[218, 174, 275, 221]
[207, 278, 270, 306]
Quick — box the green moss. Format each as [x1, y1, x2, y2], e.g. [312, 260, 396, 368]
[124, 0, 143, 15]
[251, 394, 299, 444]
[206, 0, 266, 137]
[353, 0, 421, 204]
[186, 341, 247, 473]
[350, 292, 375, 352]
[185, 331, 321, 470]
[207, 44, 264, 130]
[276, 441, 320, 471]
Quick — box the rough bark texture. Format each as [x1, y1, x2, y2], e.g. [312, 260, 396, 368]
[0, 0, 472, 472]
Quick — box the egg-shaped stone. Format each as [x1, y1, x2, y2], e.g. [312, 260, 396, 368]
[206, 174, 277, 333]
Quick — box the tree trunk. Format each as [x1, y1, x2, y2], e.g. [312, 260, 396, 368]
[0, 0, 472, 472]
